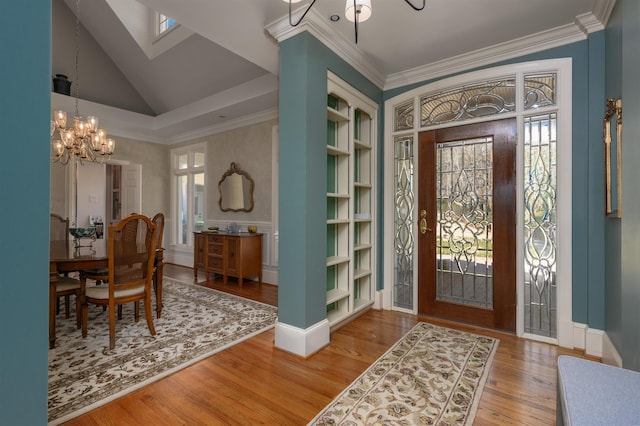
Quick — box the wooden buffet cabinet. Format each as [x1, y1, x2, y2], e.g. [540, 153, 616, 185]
[193, 231, 263, 286]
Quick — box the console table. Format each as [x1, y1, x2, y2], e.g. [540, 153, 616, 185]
[193, 231, 262, 286]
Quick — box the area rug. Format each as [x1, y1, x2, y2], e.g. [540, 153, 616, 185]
[309, 322, 499, 425]
[48, 277, 278, 425]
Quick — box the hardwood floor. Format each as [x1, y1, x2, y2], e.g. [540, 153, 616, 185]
[63, 263, 594, 425]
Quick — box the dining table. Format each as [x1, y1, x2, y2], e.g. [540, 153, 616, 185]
[49, 240, 164, 349]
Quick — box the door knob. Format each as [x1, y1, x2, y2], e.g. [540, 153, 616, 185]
[419, 209, 432, 234]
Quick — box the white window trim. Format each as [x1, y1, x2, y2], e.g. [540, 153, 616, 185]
[170, 142, 206, 249]
[383, 58, 573, 347]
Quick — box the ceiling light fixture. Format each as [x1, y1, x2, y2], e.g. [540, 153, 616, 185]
[283, 0, 425, 43]
[51, 0, 115, 165]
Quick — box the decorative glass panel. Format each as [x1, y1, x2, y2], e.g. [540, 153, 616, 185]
[394, 100, 414, 131]
[420, 78, 516, 126]
[524, 113, 557, 337]
[393, 136, 414, 309]
[524, 73, 557, 110]
[436, 138, 493, 308]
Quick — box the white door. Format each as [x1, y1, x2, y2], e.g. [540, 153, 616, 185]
[76, 162, 106, 227]
[120, 163, 142, 216]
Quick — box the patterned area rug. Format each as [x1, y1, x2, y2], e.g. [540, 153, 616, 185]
[309, 322, 499, 425]
[48, 277, 278, 425]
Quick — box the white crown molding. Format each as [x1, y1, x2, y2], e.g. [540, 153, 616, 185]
[168, 108, 278, 144]
[51, 92, 164, 143]
[385, 18, 595, 91]
[265, 7, 386, 89]
[591, 0, 617, 30]
[267, 4, 612, 94]
[52, 74, 278, 145]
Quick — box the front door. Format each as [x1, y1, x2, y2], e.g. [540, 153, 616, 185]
[418, 119, 516, 331]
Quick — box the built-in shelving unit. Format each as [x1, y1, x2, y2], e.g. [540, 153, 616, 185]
[326, 72, 377, 328]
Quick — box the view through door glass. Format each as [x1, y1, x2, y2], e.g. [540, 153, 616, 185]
[418, 119, 516, 331]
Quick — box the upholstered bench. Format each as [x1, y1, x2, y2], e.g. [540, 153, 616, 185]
[557, 355, 640, 425]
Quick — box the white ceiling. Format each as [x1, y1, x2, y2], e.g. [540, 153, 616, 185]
[54, 0, 614, 144]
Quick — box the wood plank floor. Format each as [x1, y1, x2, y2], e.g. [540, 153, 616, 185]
[62, 264, 595, 425]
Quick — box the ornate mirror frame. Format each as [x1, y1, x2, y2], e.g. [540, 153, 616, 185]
[603, 98, 622, 218]
[218, 162, 255, 212]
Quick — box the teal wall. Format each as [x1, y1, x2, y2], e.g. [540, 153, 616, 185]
[604, 1, 623, 358]
[605, 0, 640, 371]
[278, 32, 382, 329]
[0, 1, 51, 424]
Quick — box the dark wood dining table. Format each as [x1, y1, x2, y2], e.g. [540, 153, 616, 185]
[49, 241, 164, 349]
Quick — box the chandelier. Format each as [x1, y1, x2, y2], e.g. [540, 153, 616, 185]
[50, 0, 115, 165]
[284, 0, 425, 43]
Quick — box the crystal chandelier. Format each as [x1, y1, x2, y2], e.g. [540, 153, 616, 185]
[284, 0, 425, 44]
[50, 0, 115, 165]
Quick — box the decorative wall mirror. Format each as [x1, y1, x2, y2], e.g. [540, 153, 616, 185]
[603, 98, 622, 218]
[218, 162, 254, 212]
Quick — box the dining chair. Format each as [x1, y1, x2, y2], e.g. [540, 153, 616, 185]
[151, 212, 165, 318]
[50, 213, 82, 328]
[81, 214, 158, 350]
[81, 214, 163, 319]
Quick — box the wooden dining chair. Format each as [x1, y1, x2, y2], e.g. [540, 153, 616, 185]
[81, 214, 158, 350]
[81, 214, 162, 320]
[50, 213, 82, 328]
[151, 212, 165, 318]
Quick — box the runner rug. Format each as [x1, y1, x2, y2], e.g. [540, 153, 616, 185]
[309, 322, 499, 425]
[48, 277, 278, 425]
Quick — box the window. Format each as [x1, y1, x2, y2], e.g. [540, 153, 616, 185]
[157, 13, 177, 36]
[172, 144, 205, 247]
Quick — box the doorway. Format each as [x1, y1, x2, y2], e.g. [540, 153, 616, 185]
[417, 119, 516, 331]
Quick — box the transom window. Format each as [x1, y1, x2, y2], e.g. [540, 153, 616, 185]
[157, 13, 177, 36]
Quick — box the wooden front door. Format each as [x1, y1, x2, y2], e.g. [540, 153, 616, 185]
[418, 119, 517, 331]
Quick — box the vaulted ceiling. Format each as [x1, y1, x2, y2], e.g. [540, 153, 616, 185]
[52, 0, 614, 144]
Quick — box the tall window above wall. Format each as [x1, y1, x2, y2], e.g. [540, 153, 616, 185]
[172, 144, 205, 247]
[157, 13, 177, 37]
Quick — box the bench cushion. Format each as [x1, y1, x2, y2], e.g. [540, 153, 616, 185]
[557, 355, 640, 425]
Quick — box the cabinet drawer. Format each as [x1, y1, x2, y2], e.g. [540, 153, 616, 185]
[208, 243, 223, 256]
[207, 234, 224, 244]
[207, 256, 223, 272]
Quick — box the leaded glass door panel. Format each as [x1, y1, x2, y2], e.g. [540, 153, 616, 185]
[418, 119, 517, 331]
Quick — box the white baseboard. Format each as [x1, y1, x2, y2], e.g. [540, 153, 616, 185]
[571, 322, 587, 350]
[274, 319, 330, 357]
[585, 328, 604, 358]
[602, 332, 623, 367]
[166, 249, 191, 268]
[571, 322, 605, 358]
[373, 290, 383, 309]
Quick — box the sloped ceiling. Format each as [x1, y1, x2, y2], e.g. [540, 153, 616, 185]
[51, 0, 614, 144]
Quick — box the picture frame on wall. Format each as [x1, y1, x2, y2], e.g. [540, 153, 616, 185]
[603, 98, 622, 218]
